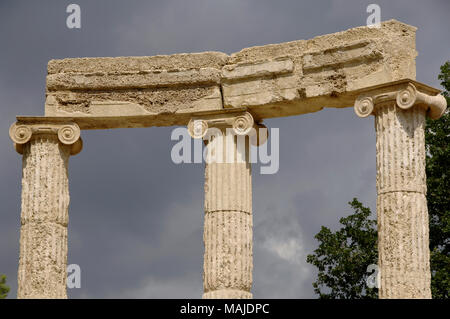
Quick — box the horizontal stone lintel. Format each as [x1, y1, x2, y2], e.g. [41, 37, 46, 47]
[16, 108, 250, 130]
[38, 20, 438, 128]
[47, 68, 222, 90]
[24, 80, 445, 130]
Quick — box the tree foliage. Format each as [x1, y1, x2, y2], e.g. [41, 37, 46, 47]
[0, 275, 10, 299]
[426, 61, 450, 298]
[306, 199, 378, 299]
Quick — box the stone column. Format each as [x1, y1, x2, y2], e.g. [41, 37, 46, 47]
[354, 82, 446, 299]
[188, 112, 266, 299]
[10, 121, 83, 299]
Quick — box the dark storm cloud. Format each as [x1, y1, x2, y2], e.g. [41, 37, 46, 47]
[0, 0, 448, 298]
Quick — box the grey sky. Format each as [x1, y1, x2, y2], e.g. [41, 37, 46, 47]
[0, 0, 448, 298]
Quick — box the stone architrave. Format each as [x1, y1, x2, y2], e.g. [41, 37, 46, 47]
[44, 20, 417, 129]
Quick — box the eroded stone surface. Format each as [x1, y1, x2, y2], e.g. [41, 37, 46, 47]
[10, 121, 83, 299]
[47, 52, 229, 74]
[18, 135, 71, 299]
[202, 122, 253, 299]
[46, 86, 221, 116]
[375, 104, 431, 299]
[222, 20, 416, 117]
[45, 20, 419, 128]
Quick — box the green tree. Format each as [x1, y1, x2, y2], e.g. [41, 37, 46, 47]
[306, 199, 378, 299]
[307, 62, 449, 299]
[427, 61, 450, 298]
[0, 275, 10, 299]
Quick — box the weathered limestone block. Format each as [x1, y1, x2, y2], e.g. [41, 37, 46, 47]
[47, 68, 222, 91]
[45, 20, 419, 129]
[225, 20, 417, 119]
[354, 81, 446, 299]
[45, 52, 228, 124]
[221, 58, 298, 110]
[47, 52, 229, 74]
[10, 120, 82, 299]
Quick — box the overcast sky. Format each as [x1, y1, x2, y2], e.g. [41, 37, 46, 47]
[0, 0, 448, 299]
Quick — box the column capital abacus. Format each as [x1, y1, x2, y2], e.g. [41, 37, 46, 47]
[9, 118, 83, 155]
[354, 80, 447, 119]
[187, 111, 268, 146]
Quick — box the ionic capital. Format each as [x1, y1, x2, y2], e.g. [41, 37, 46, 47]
[187, 111, 268, 146]
[10, 120, 83, 155]
[354, 80, 447, 119]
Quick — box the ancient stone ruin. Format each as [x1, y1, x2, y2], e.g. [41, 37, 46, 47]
[9, 20, 446, 299]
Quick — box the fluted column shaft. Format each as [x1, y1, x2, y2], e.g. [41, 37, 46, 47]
[10, 121, 82, 299]
[354, 82, 446, 299]
[18, 134, 71, 298]
[203, 130, 253, 299]
[375, 103, 431, 298]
